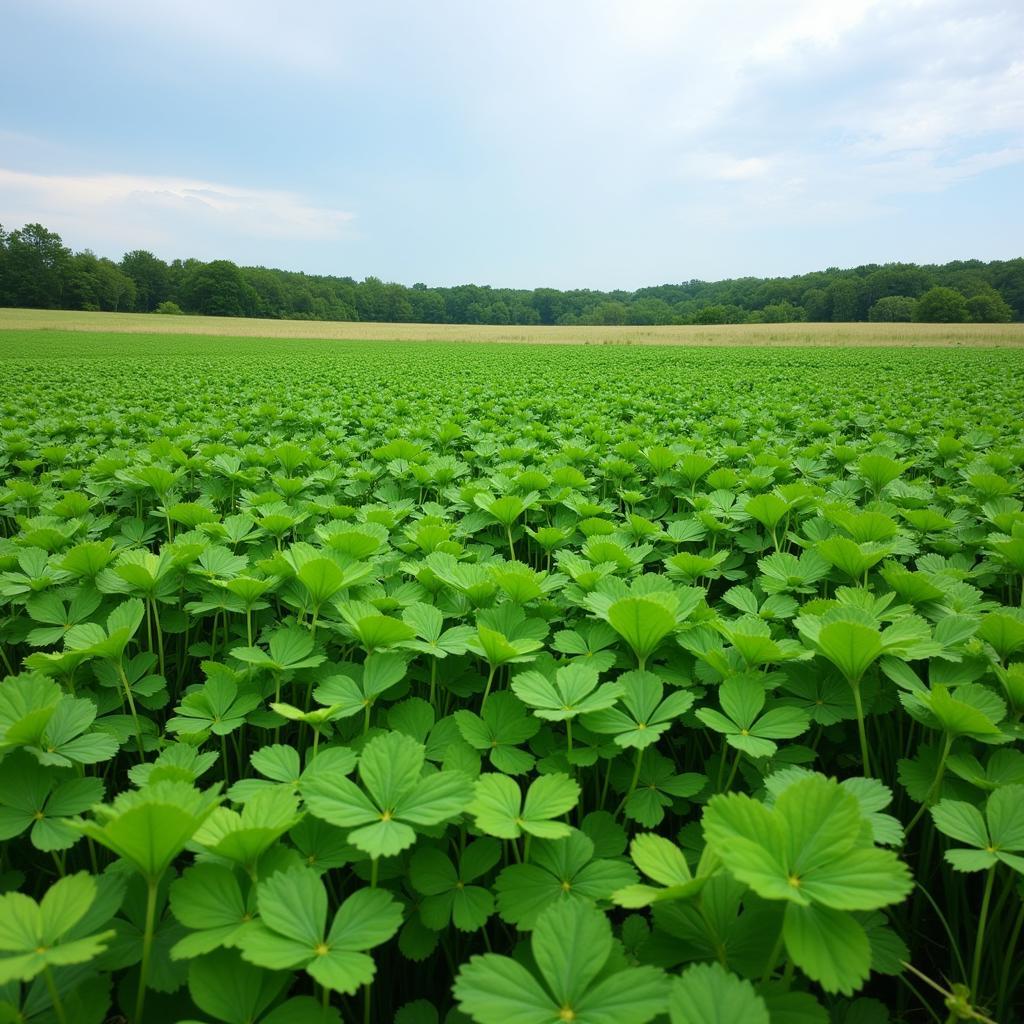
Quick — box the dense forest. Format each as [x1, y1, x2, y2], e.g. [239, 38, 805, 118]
[1, 221, 1020, 325]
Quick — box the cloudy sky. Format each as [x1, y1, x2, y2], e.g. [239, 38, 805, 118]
[1, 0, 1022, 288]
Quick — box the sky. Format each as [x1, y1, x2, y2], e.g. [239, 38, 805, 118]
[1, 0, 1022, 290]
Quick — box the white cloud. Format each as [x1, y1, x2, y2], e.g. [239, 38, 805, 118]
[3, 0, 1022, 280]
[0, 169, 353, 255]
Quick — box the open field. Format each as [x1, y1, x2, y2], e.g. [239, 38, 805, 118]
[1, 332, 1023, 1023]
[2, 305, 1024, 346]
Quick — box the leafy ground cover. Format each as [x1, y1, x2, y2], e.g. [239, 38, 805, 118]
[0, 332, 1022, 1023]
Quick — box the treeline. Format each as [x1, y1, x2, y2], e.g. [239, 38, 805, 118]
[1, 221, 1020, 325]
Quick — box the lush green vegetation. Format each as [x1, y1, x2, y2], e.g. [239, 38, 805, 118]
[1, 332, 1023, 1024]
[1, 222, 1020, 325]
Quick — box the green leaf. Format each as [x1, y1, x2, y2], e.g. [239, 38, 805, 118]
[668, 962, 769, 1024]
[783, 903, 871, 995]
[454, 900, 667, 1024]
[73, 780, 221, 882]
[0, 873, 114, 984]
[630, 833, 693, 887]
[187, 948, 290, 1024]
[257, 864, 326, 946]
[607, 596, 678, 664]
[453, 954, 556, 1024]
[931, 800, 989, 848]
[169, 863, 252, 959]
[470, 772, 580, 840]
[327, 886, 402, 950]
[703, 775, 912, 911]
[512, 663, 622, 721]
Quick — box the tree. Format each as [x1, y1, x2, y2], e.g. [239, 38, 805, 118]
[65, 251, 137, 312]
[759, 301, 806, 323]
[2, 223, 71, 308]
[0, 224, 8, 305]
[826, 278, 866, 322]
[966, 289, 1013, 323]
[914, 286, 969, 323]
[120, 250, 170, 311]
[801, 288, 829, 321]
[583, 301, 628, 326]
[179, 260, 257, 317]
[868, 296, 916, 322]
[626, 298, 674, 325]
[864, 265, 931, 304]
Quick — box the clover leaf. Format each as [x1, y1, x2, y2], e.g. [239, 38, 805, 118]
[236, 866, 401, 994]
[300, 730, 472, 858]
[453, 899, 669, 1024]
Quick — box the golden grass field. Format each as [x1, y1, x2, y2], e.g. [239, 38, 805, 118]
[1, 306, 1023, 347]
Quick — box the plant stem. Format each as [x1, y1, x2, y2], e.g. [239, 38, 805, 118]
[759, 927, 786, 983]
[997, 899, 1024, 1016]
[615, 747, 644, 818]
[117, 661, 145, 759]
[44, 965, 68, 1024]
[151, 598, 165, 679]
[905, 733, 953, 837]
[723, 748, 743, 792]
[851, 678, 872, 777]
[970, 865, 996, 1001]
[481, 664, 497, 710]
[135, 877, 159, 1024]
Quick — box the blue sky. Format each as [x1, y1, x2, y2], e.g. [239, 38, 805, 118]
[1, 0, 1022, 289]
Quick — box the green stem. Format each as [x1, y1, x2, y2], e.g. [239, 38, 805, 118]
[151, 598, 165, 679]
[599, 757, 613, 809]
[723, 748, 743, 792]
[44, 965, 68, 1024]
[760, 927, 786, 983]
[566, 719, 573, 757]
[615, 747, 644, 818]
[117, 661, 145, 759]
[370, 857, 379, 889]
[429, 658, 437, 709]
[851, 678, 872, 777]
[905, 733, 953, 837]
[970, 865, 996, 1001]
[481, 664, 497, 711]
[135, 877, 159, 1024]
[506, 524, 516, 561]
[997, 899, 1024, 1016]
[274, 671, 282, 742]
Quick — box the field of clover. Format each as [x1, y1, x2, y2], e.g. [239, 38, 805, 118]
[0, 332, 1023, 1024]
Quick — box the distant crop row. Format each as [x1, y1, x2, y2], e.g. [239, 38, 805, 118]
[0, 336, 1022, 1024]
